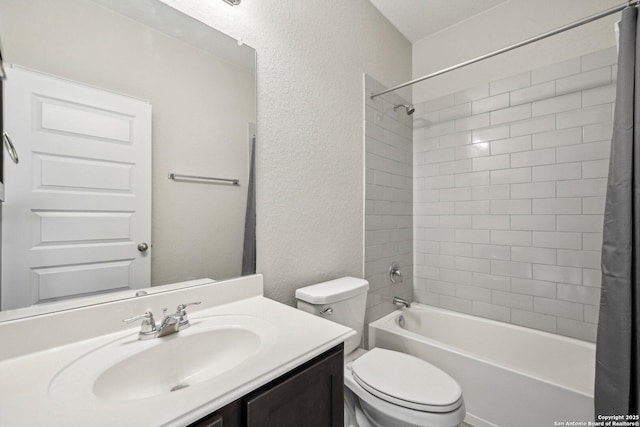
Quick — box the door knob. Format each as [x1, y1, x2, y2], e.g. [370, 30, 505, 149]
[137, 242, 149, 252]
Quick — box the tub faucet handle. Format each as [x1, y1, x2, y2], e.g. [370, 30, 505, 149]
[389, 262, 403, 284]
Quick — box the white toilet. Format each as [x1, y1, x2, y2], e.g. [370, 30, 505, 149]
[296, 277, 465, 427]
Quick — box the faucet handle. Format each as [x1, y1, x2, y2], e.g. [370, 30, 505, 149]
[176, 301, 201, 312]
[389, 262, 403, 284]
[123, 311, 157, 340]
[123, 311, 155, 323]
[176, 301, 201, 330]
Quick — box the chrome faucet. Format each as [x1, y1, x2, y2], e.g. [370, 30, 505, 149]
[123, 301, 201, 340]
[157, 308, 181, 337]
[392, 296, 411, 309]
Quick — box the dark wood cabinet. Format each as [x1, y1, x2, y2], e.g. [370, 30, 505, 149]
[188, 344, 344, 427]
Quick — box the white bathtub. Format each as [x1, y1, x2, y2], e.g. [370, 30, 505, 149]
[369, 303, 595, 427]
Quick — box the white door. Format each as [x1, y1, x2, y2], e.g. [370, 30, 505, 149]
[1, 66, 152, 310]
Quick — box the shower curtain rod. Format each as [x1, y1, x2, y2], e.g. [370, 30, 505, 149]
[370, 0, 639, 99]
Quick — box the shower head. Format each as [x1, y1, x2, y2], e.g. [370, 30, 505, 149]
[393, 104, 415, 115]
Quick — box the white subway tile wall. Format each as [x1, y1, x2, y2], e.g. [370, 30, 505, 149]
[365, 75, 413, 345]
[412, 47, 617, 342]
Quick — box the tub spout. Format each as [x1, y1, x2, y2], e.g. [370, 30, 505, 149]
[392, 296, 411, 309]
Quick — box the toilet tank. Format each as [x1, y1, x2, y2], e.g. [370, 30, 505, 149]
[295, 277, 369, 355]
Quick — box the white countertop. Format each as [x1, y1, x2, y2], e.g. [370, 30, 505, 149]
[0, 277, 354, 426]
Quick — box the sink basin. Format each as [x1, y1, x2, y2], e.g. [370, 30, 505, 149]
[49, 315, 277, 402]
[94, 327, 262, 400]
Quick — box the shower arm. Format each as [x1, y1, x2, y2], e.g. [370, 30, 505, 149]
[370, 0, 639, 99]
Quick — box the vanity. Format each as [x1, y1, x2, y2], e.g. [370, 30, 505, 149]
[0, 275, 353, 426]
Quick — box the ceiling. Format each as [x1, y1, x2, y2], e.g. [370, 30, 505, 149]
[369, 0, 509, 43]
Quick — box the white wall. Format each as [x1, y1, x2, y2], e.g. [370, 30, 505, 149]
[412, 0, 620, 103]
[160, 0, 412, 305]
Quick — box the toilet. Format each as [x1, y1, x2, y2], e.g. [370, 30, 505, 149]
[296, 277, 465, 427]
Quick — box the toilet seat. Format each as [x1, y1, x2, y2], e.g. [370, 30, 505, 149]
[351, 348, 463, 413]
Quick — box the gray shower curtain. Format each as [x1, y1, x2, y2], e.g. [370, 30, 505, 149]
[241, 135, 256, 275]
[595, 6, 640, 417]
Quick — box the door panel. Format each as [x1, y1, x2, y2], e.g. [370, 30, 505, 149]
[1, 66, 151, 309]
[35, 153, 134, 192]
[37, 96, 134, 143]
[34, 211, 133, 244]
[32, 260, 134, 300]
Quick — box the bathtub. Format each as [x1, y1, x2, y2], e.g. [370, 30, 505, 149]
[368, 303, 595, 427]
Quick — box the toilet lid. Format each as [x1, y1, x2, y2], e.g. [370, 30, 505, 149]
[351, 348, 462, 413]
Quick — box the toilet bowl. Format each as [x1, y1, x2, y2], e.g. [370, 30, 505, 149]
[295, 277, 466, 427]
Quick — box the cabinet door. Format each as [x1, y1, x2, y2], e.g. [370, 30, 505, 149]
[245, 346, 344, 427]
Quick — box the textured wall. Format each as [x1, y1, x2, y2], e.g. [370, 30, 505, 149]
[160, 0, 412, 305]
[413, 47, 616, 342]
[412, 0, 620, 103]
[364, 75, 413, 344]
